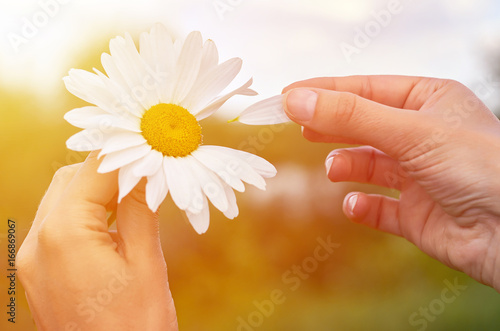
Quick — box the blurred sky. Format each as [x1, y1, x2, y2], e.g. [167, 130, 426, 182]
[1, 0, 500, 114]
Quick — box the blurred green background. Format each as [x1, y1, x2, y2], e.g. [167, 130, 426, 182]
[1, 1, 500, 330]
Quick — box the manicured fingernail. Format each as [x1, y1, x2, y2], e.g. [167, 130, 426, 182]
[325, 156, 334, 174]
[285, 89, 318, 121]
[325, 153, 349, 180]
[346, 194, 358, 215]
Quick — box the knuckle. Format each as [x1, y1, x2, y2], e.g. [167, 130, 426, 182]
[443, 78, 464, 89]
[53, 163, 80, 182]
[332, 92, 358, 127]
[366, 148, 377, 183]
[15, 245, 32, 277]
[36, 220, 67, 251]
[125, 181, 147, 205]
[439, 79, 470, 95]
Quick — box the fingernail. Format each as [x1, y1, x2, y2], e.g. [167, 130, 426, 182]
[325, 156, 334, 175]
[325, 154, 341, 175]
[346, 194, 358, 215]
[285, 89, 318, 121]
[325, 153, 349, 180]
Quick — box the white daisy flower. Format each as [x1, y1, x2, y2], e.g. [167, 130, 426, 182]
[63, 23, 277, 234]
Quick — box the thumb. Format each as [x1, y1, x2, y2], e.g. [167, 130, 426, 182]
[283, 88, 433, 160]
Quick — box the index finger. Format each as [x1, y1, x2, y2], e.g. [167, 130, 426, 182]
[282, 75, 449, 110]
[47, 151, 119, 230]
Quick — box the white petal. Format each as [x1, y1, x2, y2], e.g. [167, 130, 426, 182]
[186, 156, 229, 213]
[132, 149, 164, 177]
[99, 132, 147, 157]
[141, 23, 176, 104]
[173, 37, 184, 57]
[66, 68, 143, 118]
[194, 78, 257, 121]
[198, 39, 219, 78]
[64, 106, 108, 129]
[101, 53, 129, 96]
[69, 114, 140, 132]
[146, 165, 169, 212]
[183, 57, 242, 113]
[222, 182, 239, 219]
[185, 195, 210, 234]
[139, 31, 154, 66]
[108, 35, 143, 93]
[118, 161, 142, 202]
[93, 68, 143, 119]
[163, 156, 202, 212]
[64, 69, 118, 113]
[199, 146, 266, 190]
[212, 148, 277, 178]
[237, 95, 292, 125]
[108, 34, 159, 110]
[98, 144, 151, 173]
[192, 148, 245, 192]
[66, 129, 105, 151]
[103, 115, 141, 132]
[188, 39, 219, 104]
[171, 31, 203, 104]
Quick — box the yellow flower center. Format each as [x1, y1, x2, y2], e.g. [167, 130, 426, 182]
[140, 103, 202, 157]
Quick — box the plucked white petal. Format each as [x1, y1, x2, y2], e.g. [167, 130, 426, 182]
[99, 132, 147, 157]
[146, 165, 169, 212]
[238, 94, 292, 125]
[118, 161, 142, 202]
[183, 57, 242, 113]
[199, 146, 266, 190]
[132, 149, 164, 177]
[171, 31, 203, 104]
[185, 195, 210, 234]
[64, 106, 108, 128]
[186, 156, 229, 213]
[98, 144, 151, 173]
[222, 182, 239, 219]
[194, 78, 257, 121]
[163, 156, 202, 212]
[66, 129, 105, 151]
